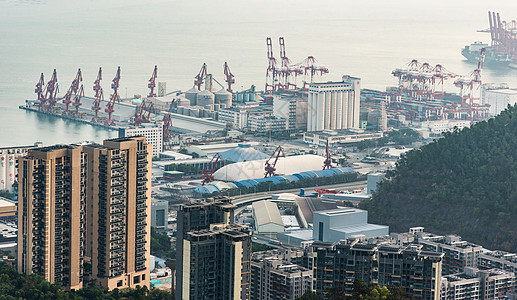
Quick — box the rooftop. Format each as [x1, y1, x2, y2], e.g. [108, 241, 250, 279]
[253, 200, 283, 227]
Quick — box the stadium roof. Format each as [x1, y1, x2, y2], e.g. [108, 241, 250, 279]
[219, 145, 269, 163]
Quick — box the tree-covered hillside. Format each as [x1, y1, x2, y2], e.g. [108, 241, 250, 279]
[361, 105, 517, 252]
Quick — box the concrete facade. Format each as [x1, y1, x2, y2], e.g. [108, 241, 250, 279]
[151, 199, 168, 230]
[481, 86, 517, 117]
[307, 75, 361, 132]
[119, 123, 163, 157]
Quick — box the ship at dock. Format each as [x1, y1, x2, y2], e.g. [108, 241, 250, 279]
[462, 11, 517, 69]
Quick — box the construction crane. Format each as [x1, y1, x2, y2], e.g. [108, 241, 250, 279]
[148, 65, 158, 97]
[322, 140, 333, 170]
[105, 67, 121, 125]
[194, 63, 207, 91]
[72, 85, 85, 117]
[42, 69, 58, 111]
[201, 153, 223, 185]
[264, 145, 284, 178]
[223, 62, 235, 93]
[91, 67, 103, 122]
[265, 37, 278, 93]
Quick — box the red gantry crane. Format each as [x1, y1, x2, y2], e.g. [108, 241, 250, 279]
[163, 113, 173, 145]
[62, 69, 83, 116]
[202, 153, 223, 185]
[223, 62, 235, 93]
[454, 48, 486, 105]
[105, 66, 121, 125]
[264, 145, 284, 178]
[91, 67, 103, 122]
[265, 37, 278, 93]
[194, 63, 207, 91]
[323, 140, 333, 170]
[148, 65, 158, 97]
[35, 73, 45, 104]
[298, 56, 329, 90]
[72, 84, 85, 117]
[42, 69, 59, 111]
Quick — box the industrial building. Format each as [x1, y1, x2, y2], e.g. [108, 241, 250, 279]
[303, 129, 383, 146]
[250, 249, 312, 300]
[218, 144, 269, 163]
[0, 197, 16, 218]
[252, 200, 284, 237]
[313, 208, 389, 242]
[273, 94, 308, 130]
[307, 75, 361, 132]
[218, 104, 275, 131]
[119, 123, 163, 157]
[247, 115, 287, 132]
[17, 137, 152, 291]
[0, 143, 42, 191]
[481, 85, 517, 117]
[312, 240, 444, 300]
[176, 199, 251, 300]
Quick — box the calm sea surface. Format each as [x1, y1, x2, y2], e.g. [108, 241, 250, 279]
[1, 0, 516, 147]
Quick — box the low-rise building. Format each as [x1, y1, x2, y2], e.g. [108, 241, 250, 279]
[273, 94, 308, 130]
[303, 129, 383, 146]
[248, 115, 286, 133]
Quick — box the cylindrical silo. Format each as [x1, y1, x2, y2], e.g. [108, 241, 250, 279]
[196, 90, 215, 108]
[185, 87, 199, 106]
[215, 88, 233, 108]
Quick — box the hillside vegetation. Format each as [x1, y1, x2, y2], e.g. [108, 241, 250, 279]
[361, 105, 517, 252]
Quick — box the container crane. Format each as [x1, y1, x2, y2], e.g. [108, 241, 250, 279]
[72, 85, 84, 117]
[105, 67, 121, 125]
[148, 65, 157, 97]
[322, 140, 333, 170]
[201, 153, 223, 185]
[278, 37, 303, 90]
[194, 63, 207, 91]
[223, 62, 235, 93]
[265, 37, 278, 93]
[43, 69, 58, 112]
[454, 48, 486, 105]
[298, 56, 329, 90]
[264, 145, 284, 178]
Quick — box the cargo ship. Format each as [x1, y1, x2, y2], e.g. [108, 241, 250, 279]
[461, 42, 512, 67]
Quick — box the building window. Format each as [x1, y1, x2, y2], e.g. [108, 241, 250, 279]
[117, 280, 123, 287]
[142, 274, 145, 280]
[134, 275, 140, 284]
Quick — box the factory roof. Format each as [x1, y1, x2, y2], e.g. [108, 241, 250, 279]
[331, 223, 389, 235]
[316, 208, 366, 217]
[295, 198, 339, 224]
[252, 200, 283, 227]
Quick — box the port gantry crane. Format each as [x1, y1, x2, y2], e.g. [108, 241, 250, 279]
[223, 62, 235, 93]
[91, 67, 103, 122]
[264, 145, 284, 178]
[322, 140, 333, 170]
[41, 69, 59, 112]
[278, 37, 303, 90]
[298, 56, 329, 90]
[105, 66, 121, 125]
[72, 85, 85, 117]
[194, 63, 207, 91]
[162, 113, 173, 148]
[454, 48, 486, 106]
[265, 37, 278, 94]
[148, 65, 158, 97]
[35, 73, 45, 107]
[62, 69, 83, 116]
[201, 153, 223, 185]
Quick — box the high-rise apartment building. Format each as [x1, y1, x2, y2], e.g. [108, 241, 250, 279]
[17, 136, 152, 291]
[17, 145, 87, 290]
[307, 75, 361, 132]
[176, 199, 251, 300]
[83, 137, 152, 290]
[312, 240, 444, 300]
[250, 249, 312, 300]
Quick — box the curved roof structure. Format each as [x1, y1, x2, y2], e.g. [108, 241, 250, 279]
[219, 145, 269, 163]
[213, 154, 326, 182]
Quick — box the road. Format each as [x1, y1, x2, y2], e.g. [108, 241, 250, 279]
[231, 180, 367, 207]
